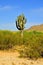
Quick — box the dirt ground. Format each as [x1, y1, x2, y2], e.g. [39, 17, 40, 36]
[0, 51, 43, 65]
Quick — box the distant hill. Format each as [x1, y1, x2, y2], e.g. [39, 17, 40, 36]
[28, 24, 43, 32]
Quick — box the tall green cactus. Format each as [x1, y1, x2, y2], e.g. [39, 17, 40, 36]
[16, 14, 26, 37]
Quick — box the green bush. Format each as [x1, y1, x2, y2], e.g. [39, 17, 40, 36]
[0, 30, 43, 59]
[19, 31, 43, 59]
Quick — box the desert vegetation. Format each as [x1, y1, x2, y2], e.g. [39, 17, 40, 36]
[0, 30, 43, 59]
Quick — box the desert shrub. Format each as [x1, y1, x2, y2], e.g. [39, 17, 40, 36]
[19, 31, 43, 59]
[0, 30, 43, 59]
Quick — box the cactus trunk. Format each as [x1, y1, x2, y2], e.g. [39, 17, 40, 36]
[21, 30, 23, 38]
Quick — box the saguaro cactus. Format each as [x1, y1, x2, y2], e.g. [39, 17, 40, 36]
[16, 14, 26, 37]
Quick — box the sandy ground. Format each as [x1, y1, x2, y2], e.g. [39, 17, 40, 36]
[0, 51, 43, 65]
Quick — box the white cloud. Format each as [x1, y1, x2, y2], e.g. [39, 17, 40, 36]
[1, 23, 15, 27]
[31, 7, 43, 12]
[0, 5, 19, 10]
[0, 5, 12, 10]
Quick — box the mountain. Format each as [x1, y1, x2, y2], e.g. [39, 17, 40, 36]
[28, 24, 43, 32]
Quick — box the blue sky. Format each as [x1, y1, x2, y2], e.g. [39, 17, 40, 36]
[0, 0, 43, 31]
